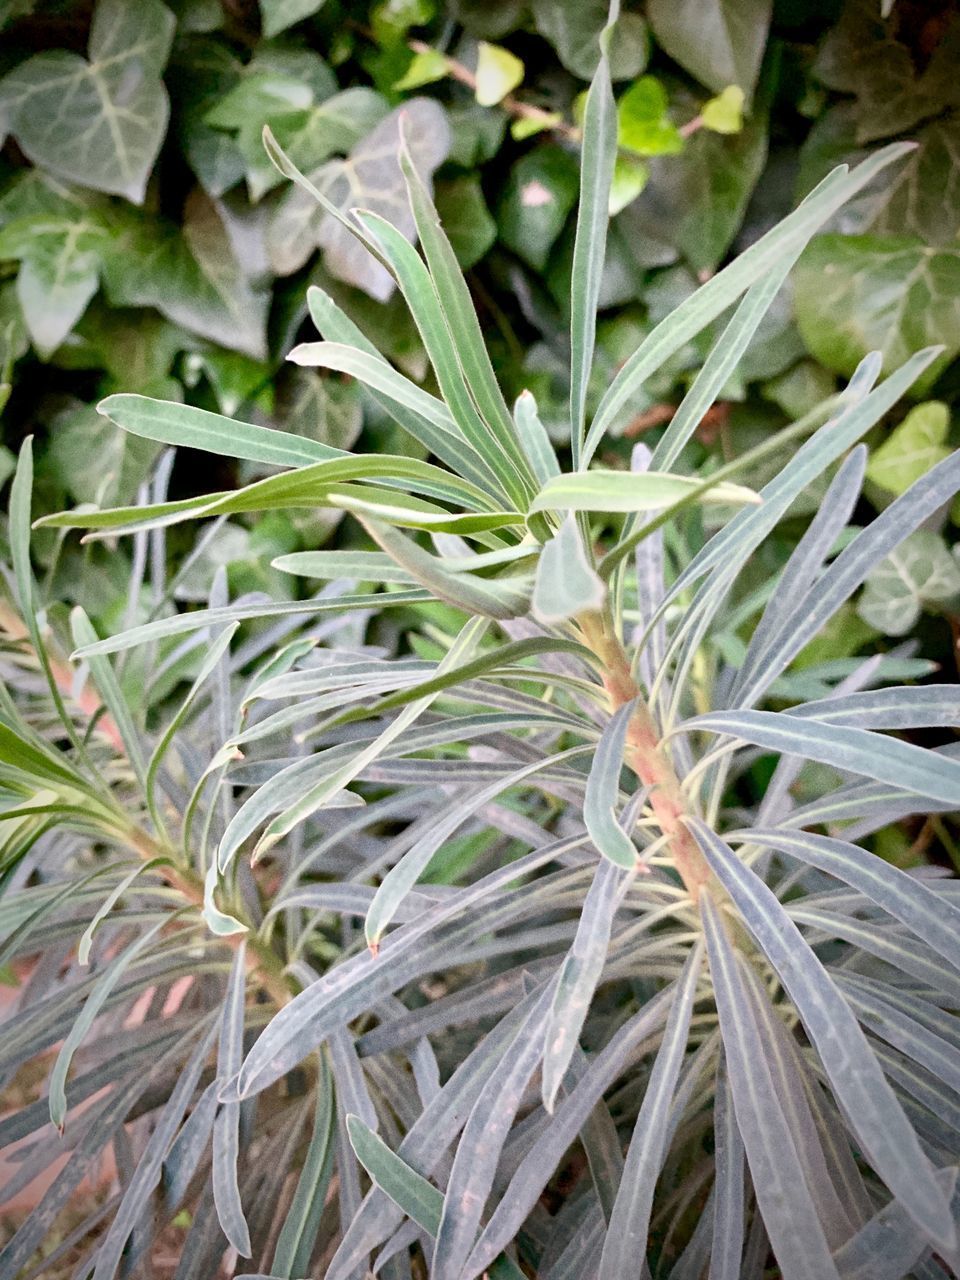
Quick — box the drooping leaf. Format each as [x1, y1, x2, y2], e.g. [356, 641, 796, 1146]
[100, 193, 270, 358]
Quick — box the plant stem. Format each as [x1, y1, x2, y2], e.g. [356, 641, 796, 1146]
[125, 824, 295, 1008]
[579, 610, 712, 899]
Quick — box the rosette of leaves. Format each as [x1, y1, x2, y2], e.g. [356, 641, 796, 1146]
[4, 27, 960, 1280]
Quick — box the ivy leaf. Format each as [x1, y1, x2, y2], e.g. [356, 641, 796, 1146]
[866, 401, 952, 498]
[434, 175, 496, 268]
[101, 192, 270, 358]
[0, 211, 110, 357]
[394, 48, 450, 92]
[701, 85, 745, 134]
[794, 235, 960, 398]
[646, 0, 772, 109]
[0, 0, 175, 203]
[814, 0, 960, 143]
[531, 0, 649, 82]
[274, 369, 363, 453]
[268, 98, 449, 299]
[474, 42, 524, 107]
[617, 77, 684, 157]
[618, 92, 767, 272]
[858, 530, 960, 636]
[47, 402, 160, 507]
[608, 157, 649, 216]
[497, 145, 579, 270]
[866, 117, 960, 248]
[167, 38, 246, 198]
[259, 0, 329, 39]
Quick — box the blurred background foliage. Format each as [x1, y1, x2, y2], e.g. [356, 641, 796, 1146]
[0, 0, 958, 864]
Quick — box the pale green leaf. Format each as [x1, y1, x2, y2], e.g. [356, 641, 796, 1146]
[474, 42, 524, 107]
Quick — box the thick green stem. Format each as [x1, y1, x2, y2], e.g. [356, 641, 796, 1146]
[579, 610, 712, 899]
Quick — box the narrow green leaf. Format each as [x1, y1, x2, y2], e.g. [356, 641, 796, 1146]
[271, 1056, 335, 1278]
[531, 470, 760, 513]
[212, 943, 252, 1257]
[582, 146, 917, 465]
[570, 37, 617, 466]
[583, 701, 639, 868]
[78, 858, 169, 966]
[70, 606, 148, 788]
[361, 519, 531, 619]
[98, 394, 344, 468]
[355, 209, 527, 508]
[398, 138, 535, 494]
[49, 914, 176, 1130]
[514, 390, 560, 485]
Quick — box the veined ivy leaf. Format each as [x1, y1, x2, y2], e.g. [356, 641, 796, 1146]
[617, 77, 683, 158]
[0, 0, 175, 203]
[46, 402, 160, 507]
[474, 42, 524, 107]
[497, 146, 579, 271]
[795, 236, 960, 398]
[167, 38, 246, 198]
[866, 401, 951, 498]
[531, 0, 648, 81]
[260, 0, 329, 38]
[274, 369, 363, 453]
[0, 211, 109, 356]
[867, 117, 960, 248]
[814, 0, 960, 143]
[857, 530, 960, 636]
[270, 98, 449, 300]
[646, 0, 772, 109]
[204, 55, 344, 201]
[100, 191, 270, 358]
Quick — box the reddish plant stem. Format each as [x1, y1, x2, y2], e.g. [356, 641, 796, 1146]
[580, 611, 711, 899]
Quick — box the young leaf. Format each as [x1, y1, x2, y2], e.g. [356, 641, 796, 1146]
[474, 42, 525, 107]
[532, 514, 606, 624]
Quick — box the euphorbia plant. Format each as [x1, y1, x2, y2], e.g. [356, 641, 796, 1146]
[3, 18, 960, 1280]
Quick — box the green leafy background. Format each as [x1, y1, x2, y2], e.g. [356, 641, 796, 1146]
[1, 0, 958, 831]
